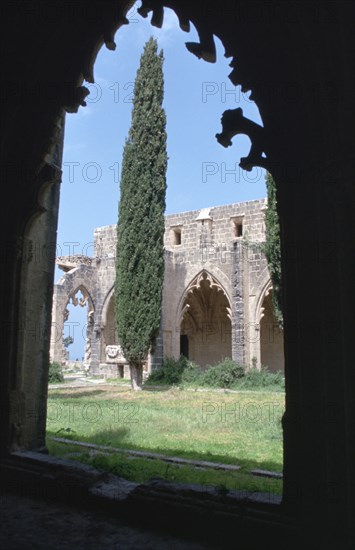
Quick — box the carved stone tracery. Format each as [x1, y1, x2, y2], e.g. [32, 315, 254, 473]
[179, 271, 230, 325]
[215, 108, 267, 171]
[186, 270, 227, 297]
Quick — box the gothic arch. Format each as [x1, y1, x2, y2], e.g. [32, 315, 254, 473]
[99, 285, 118, 362]
[176, 269, 232, 327]
[54, 268, 95, 323]
[56, 268, 95, 304]
[63, 284, 94, 317]
[255, 277, 273, 325]
[50, 267, 95, 365]
[2, 3, 354, 546]
[253, 278, 284, 373]
[177, 270, 232, 367]
[99, 284, 115, 329]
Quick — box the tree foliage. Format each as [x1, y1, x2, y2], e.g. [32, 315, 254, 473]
[263, 172, 283, 328]
[62, 336, 74, 348]
[115, 37, 167, 389]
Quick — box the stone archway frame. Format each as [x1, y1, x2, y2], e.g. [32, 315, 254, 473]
[176, 269, 232, 329]
[2, 2, 353, 543]
[63, 284, 94, 321]
[50, 267, 95, 366]
[55, 267, 95, 314]
[40, 1, 269, 384]
[98, 284, 153, 373]
[256, 278, 285, 373]
[62, 283, 95, 369]
[249, 277, 273, 369]
[176, 269, 233, 363]
[98, 284, 121, 364]
[255, 278, 273, 325]
[99, 284, 115, 331]
[65, 284, 95, 370]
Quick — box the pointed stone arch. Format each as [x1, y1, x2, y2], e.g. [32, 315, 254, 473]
[99, 285, 119, 363]
[100, 284, 115, 329]
[176, 269, 232, 326]
[255, 278, 273, 325]
[252, 279, 284, 372]
[177, 270, 232, 368]
[63, 284, 94, 317]
[50, 267, 95, 368]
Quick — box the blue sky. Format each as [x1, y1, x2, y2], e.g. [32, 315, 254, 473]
[58, 3, 266, 359]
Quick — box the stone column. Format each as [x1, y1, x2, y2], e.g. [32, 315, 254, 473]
[231, 240, 245, 364]
[88, 323, 101, 375]
[149, 318, 164, 372]
[50, 284, 66, 364]
[279, 163, 355, 547]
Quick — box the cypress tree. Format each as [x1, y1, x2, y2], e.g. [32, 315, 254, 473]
[115, 37, 167, 390]
[263, 172, 283, 328]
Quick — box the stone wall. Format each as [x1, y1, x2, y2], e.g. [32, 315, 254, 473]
[51, 199, 284, 375]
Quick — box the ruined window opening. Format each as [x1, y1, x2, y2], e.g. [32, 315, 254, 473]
[235, 222, 243, 237]
[231, 216, 244, 238]
[172, 226, 182, 245]
[59, 287, 94, 372]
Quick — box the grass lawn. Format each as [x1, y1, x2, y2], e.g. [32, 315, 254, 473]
[46, 385, 284, 495]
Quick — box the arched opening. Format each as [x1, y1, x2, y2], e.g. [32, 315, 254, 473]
[101, 291, 118, 359]
[260, 288, 284, 373]
[55, 3, 266, 377]
[180, 271, 232, 367]
[44, 3, 283, 503]
[62, 286, 94, 371]
[2, 2, 355, 547]
[11, 0, 284, 533]
[100, 290, 126, 378]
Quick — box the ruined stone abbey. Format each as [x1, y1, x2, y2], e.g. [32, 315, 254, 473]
[4, 2, 354, 545]
[50, 198, 284, 376]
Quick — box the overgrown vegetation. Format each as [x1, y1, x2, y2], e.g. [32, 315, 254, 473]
[48, 361, 64, 383]
[262, 172, 283, 328]
[235, 366, 284, 390]
[62, 335, 74, 349]
[201, 358, 244, 388]
[145, 355, 188, 385]
[146, 356, 284, 391]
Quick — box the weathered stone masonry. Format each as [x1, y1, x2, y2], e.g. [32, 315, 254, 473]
[50, 198, 284, 376]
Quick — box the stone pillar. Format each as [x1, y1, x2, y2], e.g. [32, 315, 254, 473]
[231, 240, 245, 364]
[150, 319, 164, 372]
[50, 284, 66, 364]
[88, 323, 101, 375]
[5, 114, 65, 452]
[279, 164, 355, 548]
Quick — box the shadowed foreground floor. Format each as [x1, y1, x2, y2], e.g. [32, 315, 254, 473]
[0, 490, 215, 550]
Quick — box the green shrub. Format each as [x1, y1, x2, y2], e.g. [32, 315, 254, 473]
[180, 360, 203, 386]
[146, 357, 284, 391]
[145, 355, 189, 385]
[48, 361, 64, 384]
[201, 358, 245, 389]
[236, 366, 284, 390]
